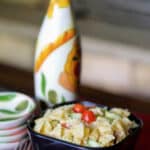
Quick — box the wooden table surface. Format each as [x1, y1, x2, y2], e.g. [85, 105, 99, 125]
[134, 113, 150, 150]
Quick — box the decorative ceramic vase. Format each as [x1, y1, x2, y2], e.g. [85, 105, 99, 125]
[34, 0, 81, 106]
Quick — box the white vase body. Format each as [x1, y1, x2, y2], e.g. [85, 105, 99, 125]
[34, 0, 81, 106]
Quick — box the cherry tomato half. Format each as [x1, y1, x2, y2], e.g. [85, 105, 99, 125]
[73, 103, 86, 113]
[82, 110, 96, 123]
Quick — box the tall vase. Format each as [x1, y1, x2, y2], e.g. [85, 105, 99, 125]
[34, 0, 81, 106]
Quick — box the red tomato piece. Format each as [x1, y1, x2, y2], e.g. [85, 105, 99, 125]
[61, 123, 70, 129]
[82, 110, 96, 123]
[73, 103, 86, 113]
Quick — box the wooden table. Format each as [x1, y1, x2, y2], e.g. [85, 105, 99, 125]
[134, 113, 150, 150]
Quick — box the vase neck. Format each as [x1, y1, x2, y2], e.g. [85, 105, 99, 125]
[50, 0, 71, 6]
[47, 0, 73, 19]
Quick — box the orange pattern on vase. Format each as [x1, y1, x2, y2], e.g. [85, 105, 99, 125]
[35, 28, 76, 73]
[59, 40, 81, 92]
[47, 0, 70, 18]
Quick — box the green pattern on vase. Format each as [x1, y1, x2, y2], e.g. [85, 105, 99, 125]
[48, 90, 58, 104]
[62, 96, 66, 103]
[41, 73, 47, 96]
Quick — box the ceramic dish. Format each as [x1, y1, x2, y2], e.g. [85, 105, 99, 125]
[0, 115, 29, 130]
[28, 101, 143, 150]
[0, 137, 28, 150]
[0, 124, 26, 136]
[0, 141, 19, 150]
[0, 129, 27, 143]
[0, 92, 36, 129]
[0, 92, 36, 119]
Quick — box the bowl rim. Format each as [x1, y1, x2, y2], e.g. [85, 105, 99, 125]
[27, 100, 143, 150]
[0, 137, 29, 149]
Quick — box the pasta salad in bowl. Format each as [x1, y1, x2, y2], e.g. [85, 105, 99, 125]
[28, 101, 142, 150]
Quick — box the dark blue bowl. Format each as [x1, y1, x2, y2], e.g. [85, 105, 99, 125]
[27, 101, 143, 150]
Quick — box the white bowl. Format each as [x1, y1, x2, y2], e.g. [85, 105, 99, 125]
[0, 137, 29, 150]
[0, 124, 26, 136]
[0, 128, 27, 143]
[0, 114, 30, 130]
[0, 92, 36, 130]
[0, 141, 19, 150]
[0, 92, 36, 119]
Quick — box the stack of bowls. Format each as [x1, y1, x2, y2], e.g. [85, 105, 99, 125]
[0, 92, 36, 150]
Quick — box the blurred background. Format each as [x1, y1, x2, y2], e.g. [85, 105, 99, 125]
[0, 0, 150, 112]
